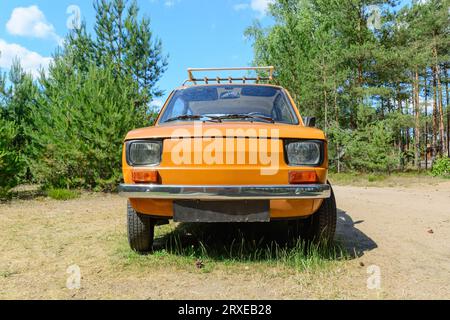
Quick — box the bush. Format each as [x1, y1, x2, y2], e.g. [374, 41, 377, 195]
[0, 119, 24, 196]
[19, 0, 166, 192]
[327, 110, 398, 174]
[431, 156, 450, 177]
[28, 62, 147, 191]
[46, 188, 79, 200]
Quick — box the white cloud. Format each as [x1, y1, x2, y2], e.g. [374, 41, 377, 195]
[150, 98, 164, 111]
[234, 3, 249, 11]
[6, 5, 62, 44]
[0, 39, 52, 78]
[164, 0, 175, 7]
[250, 0, 274, 15]
[233, 0, 274, 16]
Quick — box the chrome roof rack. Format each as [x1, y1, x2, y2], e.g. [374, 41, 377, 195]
[183, 66, 275, 86]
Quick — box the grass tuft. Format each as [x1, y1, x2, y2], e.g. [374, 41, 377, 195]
[367, 174, 385, 183]
[115, 222, 348, 272]
[46, 188, 79, 200]
[0, 270, 18, 278]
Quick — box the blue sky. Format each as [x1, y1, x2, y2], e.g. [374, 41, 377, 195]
[0, 0, 412, 107]
[0, 0, 277, 107]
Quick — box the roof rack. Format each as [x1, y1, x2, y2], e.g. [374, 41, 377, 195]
[183, 66, 275, 86]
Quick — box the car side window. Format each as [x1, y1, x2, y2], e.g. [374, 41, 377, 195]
[273, 94, 295, 123]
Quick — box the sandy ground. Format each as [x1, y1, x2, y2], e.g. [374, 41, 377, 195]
[1, 182, 450, 300]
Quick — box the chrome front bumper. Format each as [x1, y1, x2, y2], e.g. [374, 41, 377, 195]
[118, 184, 331, 200]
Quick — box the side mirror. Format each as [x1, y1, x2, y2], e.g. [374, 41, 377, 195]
[303, 117, 316, 128]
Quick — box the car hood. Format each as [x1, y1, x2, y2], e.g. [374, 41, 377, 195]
[125, 122, 326, 140]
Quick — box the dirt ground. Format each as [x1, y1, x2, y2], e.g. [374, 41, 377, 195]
[1, 182, 450, 300]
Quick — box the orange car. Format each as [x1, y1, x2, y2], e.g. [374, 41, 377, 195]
[119, 67, 336, 253]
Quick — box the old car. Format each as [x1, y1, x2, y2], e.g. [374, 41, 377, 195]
[119, 67, 336, 253]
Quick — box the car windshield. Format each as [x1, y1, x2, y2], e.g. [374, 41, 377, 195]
[159, 85, 298, 124]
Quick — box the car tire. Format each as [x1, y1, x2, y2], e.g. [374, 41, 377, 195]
[290, 184, 337, 244]
[127, 201, 155, 253]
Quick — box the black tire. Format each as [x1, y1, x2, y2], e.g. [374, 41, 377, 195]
[127, 202, 155, 253]
[290, 185, 337, 244]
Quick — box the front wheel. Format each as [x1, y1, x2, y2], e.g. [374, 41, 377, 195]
[290, 186, 337, 244]
[127, 202, 155, 253]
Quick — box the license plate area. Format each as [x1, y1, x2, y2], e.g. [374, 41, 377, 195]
[173, 200, 270, 223]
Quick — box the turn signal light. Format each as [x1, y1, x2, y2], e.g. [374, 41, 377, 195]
[289, 171, 318, 184]
[132, 170, 160, 184]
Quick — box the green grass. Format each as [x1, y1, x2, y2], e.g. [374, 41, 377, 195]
[328, 171, 446, 187]
[46, 188, 79, 200]
[115, 222, 348, 273]
[367, 174, 386, 183]
[0, 188, 12, 201]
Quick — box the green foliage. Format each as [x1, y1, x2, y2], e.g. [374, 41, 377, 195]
[0, 60, 39, 182]
[29, 62, 145, 190]
[0, 118, 24, 196]
[22, 0, 167, 191]
[245, 0, 397, 127]
[431, 157, 450, 177]
[46, 188, 80, 201]
[328, 105, 399, 173]
[66, 0, 168, 109]
[247, 0, 449, 172]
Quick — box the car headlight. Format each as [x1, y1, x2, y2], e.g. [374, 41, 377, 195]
[285, 141, 322, 166]
[127, 141, 162, 166]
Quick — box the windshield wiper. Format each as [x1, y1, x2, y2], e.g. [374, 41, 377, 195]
[164, 115, 222, 123]
[217, 114, 275, 123]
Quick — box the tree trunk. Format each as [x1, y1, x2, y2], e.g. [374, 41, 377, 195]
[424, 72, 429, 169]
[432, 37, 446, 156]
[432, 66, 438, 160]
[446, 65, 449, 157]
[424, 72, 428, 118]
[398, 97, 404, 169]
[414, 69, 421, 169]
[437, 63, 446, 155]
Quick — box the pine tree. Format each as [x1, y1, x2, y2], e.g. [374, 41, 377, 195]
[27, 0, 168, 190]
[29, 62, 144, 190]
[92, 0, 168, 110]
[0, 61, 25, 195]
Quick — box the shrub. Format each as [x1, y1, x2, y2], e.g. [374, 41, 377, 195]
[431, 156, 450, 177]
[22, 0, 166, 191]
[0, 119, 24, 197]
[28, 62, 147, 191]
[327, 111, 398, 174]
